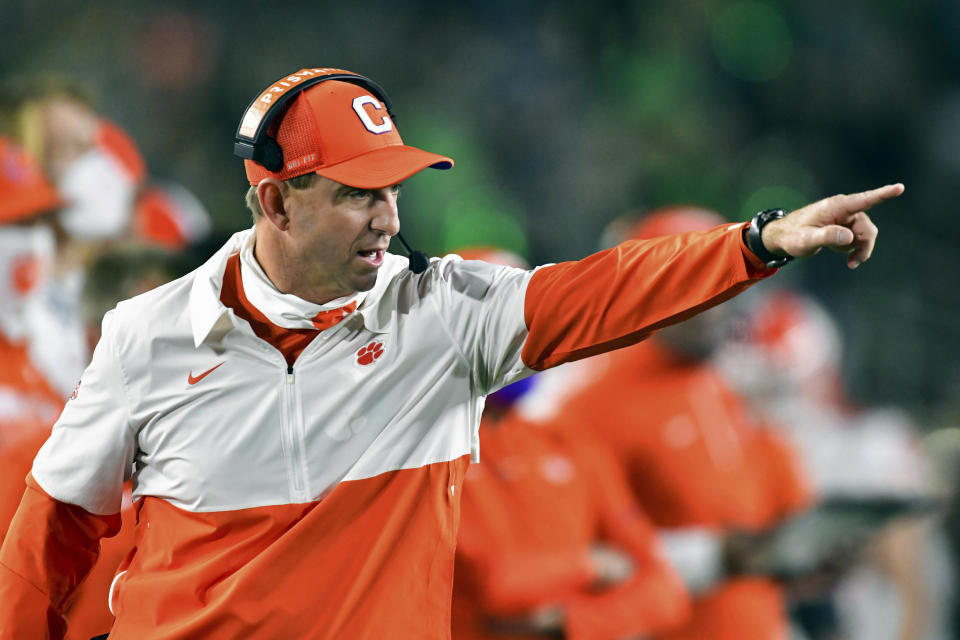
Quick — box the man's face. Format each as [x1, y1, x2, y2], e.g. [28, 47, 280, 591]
[38, 97, 99, 181]
[278, 176, 401, 302]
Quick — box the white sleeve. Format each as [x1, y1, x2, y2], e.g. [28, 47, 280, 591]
[428, 256, 535, 395]
[31, 309, 136, 515]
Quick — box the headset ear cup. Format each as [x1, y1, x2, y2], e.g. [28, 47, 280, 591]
[260, 137, 284, 172]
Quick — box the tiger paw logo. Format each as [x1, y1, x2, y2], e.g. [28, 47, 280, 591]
[69, 380, 81, 401]
[356, 341, 384, 365]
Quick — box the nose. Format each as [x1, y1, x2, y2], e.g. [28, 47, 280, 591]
[369, 188, 400, 237]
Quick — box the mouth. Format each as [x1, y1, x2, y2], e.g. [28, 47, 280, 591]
[356, 249, 385, 267]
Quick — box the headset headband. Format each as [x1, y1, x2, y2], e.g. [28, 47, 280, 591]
[233, 68, 394, 172]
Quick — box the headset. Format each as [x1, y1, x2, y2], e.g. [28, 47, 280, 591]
[232, 69, 429, 273]
[233, 69, 393, 171]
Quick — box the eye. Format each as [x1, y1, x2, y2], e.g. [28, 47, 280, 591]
[390, 183, 403, 197]
[348, 189, 372, 201]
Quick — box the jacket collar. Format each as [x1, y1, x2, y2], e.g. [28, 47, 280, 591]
[353, 251, 410, 334]
[188, 229, 246, 348]
[189, 228, 407, 347]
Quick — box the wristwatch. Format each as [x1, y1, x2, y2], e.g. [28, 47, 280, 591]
[745, 208, 794, 268]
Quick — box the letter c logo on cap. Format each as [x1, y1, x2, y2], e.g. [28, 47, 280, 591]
[352, 96, 393, 134]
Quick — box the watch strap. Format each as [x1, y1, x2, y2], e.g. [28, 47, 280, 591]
[746, 208, 794, 268]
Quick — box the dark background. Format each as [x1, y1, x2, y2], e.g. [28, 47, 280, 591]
[2, 0, 958, 425]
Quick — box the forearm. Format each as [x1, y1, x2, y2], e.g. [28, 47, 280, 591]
[477, 546, 595, 613]
[0, 475, 120, 639]
[521, 223, 773, 370]
[564, 559, 690, 640]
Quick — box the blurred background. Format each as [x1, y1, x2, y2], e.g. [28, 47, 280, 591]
[3, 0, 957, 423]
[2, 1, 959, 638]
[1, 0, 957, 420]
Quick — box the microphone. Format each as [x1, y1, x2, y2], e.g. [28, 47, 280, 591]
[395, 232, 430, 274]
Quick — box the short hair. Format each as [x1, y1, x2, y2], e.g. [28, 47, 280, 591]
[245, 172, 321, 222]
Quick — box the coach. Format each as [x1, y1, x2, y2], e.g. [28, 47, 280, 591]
[0, 67, 901, 639]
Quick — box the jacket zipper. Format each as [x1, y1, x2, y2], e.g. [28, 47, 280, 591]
[282, 365, 308, 500]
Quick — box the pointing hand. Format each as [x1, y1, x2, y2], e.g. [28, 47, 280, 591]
[760, 183, 904, 269]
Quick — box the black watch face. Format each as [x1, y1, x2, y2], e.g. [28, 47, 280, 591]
[760, 208, 787, 221]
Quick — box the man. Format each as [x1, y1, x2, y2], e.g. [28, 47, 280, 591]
[0, 67, 900, 639]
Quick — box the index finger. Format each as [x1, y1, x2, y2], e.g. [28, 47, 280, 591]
[841, 183, 905, 213]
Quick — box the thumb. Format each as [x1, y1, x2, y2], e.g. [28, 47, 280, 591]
[815, 225, 855, 249]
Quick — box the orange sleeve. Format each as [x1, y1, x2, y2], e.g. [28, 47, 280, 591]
[522, 223, 774, 370]
[456, 531, 595, 614]
[0, 473, 120, 640]
[0, 429, 50, 545]
[63, 485, 138, 640]
[483, 549, 596, 614]
[561, 431, 691, 640]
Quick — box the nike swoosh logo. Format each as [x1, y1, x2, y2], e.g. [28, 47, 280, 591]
[188, 362, 224, 385]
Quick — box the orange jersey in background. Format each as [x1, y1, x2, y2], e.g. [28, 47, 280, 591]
[558, 338, 812, 640]
[0, 334, 65, 545]
[454, 411, 690, 640]
[0, 336, 63, 453]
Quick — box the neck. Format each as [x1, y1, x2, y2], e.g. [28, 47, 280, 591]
[252, 224, 352, 305]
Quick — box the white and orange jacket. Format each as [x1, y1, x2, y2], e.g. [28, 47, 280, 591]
[0, 223, 773, 639]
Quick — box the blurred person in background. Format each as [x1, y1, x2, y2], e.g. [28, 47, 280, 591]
[547, 207, 815, 640]
[1, 85, 201, 636]
[132, 180, 212, 254]
[0, 137, 66, 529]
[919, 427, 960, 639]
[0, 137, 139, 640]
[715, 291, 953, 640]
[451, 247, 691, 640]
[3, 77, 211, 388]
[3, 78, 147, 396]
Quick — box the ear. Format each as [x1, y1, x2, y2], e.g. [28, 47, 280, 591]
[256, 178, 289, 231]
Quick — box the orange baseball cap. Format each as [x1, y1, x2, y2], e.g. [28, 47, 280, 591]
[0, 137, 62, 224]
[238, 68, 453, 189]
